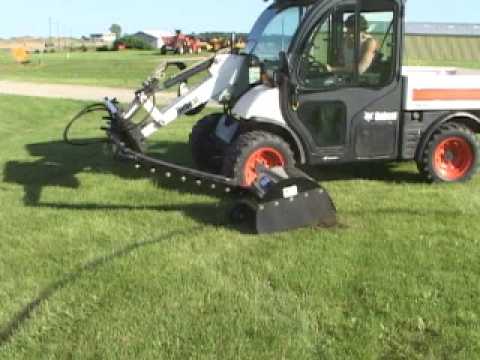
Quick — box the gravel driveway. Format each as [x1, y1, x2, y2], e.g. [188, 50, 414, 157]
[0, 80, 177, 103]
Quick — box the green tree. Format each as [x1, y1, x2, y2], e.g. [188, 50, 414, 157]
[110, 24, 122, 39]
[113, 36, 153, 50]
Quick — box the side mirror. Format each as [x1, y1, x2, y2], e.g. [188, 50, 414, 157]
[278, 51, 289, 75]
[272, 51, 290, 86]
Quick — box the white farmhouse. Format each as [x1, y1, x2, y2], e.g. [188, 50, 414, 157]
[132, 30, 174, 49]
[90, 32, 117, 45]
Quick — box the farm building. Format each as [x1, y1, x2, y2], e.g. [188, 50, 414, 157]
[132, 30, 174, 49]
[90, 32, 117, 46]
[405, 22, 480, 62]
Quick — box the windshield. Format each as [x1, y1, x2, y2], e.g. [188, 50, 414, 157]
[244, 5, 305, 66]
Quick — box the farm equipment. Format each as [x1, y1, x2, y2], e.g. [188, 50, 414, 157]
[197, 40, 213, 52]
[207, 36, 246, 52]
[69, 0, 480, 232]
[161, 30, 203, 54]
[207, 37, 225, 52]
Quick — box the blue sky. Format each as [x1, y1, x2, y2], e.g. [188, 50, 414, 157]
[2, 0, 480, 38]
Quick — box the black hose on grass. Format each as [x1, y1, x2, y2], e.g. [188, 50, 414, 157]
[63, 103, 109, 146]
[0, 226, 204, 346]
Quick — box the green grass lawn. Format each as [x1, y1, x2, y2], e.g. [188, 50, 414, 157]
[407, 59, 480, 69]
[1, 94, 480, 359]
[0, 50, 207, 88]
[2, 48, 479, 92]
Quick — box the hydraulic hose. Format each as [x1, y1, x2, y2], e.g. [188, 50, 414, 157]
[63, 103, 109, 146]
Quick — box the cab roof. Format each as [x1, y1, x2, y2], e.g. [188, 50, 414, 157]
[268, 0, 405, 6]
[270, 0, 317, 5]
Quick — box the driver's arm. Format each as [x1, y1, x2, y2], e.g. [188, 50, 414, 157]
[327, 38, 378, 75]
[358, 38, 378, 74]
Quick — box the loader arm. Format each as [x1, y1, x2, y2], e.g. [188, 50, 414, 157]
[107, 54, 248, 146]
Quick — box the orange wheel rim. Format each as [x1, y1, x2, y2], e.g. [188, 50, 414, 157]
[433, 136, 474, 181]
[243, 147, 285, 186]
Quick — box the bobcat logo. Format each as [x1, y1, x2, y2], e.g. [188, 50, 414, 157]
[364, 111, 398, 122]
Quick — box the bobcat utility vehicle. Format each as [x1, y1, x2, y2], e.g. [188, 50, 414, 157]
[71, 0, 480, 232]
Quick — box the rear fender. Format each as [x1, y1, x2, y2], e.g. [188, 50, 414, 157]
[240, 117, 307, 164]
[415, 111, 480, 162]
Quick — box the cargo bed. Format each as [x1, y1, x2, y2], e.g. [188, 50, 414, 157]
[404, 66, 480, 111]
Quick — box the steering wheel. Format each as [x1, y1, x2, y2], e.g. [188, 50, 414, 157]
[306, 54, 329, 73]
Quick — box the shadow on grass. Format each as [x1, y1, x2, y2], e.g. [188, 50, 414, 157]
[303, 162, 424, 184]
[3, 139, 424, 227]
[2, 139, 245, 229]
[3, 140, 137, 205]
[2, 139, 223, 202]
[35, 202, 231, 226]
[0, 227, 203, 346]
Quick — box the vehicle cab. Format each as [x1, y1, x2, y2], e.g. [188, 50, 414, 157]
[233, 0, 405, 164]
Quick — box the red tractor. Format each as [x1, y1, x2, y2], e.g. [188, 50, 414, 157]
[161, 30, 202, 55]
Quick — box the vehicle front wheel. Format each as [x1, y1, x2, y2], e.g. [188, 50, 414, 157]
[189, 114, 225, 173]
[222, 131, 295, 187]
[419, 123, 479, 182]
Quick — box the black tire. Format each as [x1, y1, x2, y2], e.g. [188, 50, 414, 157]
[419, 123, 479, 183]
[222, 131, 295, 186]
[160, 46, 167, 55]
[189, 114, 225, 173]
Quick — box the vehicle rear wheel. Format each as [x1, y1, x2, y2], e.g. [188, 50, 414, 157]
[189, 114, 225, 173]
[222, 131, 295, 187]
[420, 123, 479, 182]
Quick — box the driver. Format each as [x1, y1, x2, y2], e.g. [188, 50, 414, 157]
[327, 15, 378, 75]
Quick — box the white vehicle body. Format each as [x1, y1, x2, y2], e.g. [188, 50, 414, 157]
[130, 53, 480, 140]
[234, 65, 480, 126]
[232, 85, 286, 126]
[404, 68, 480, 111]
